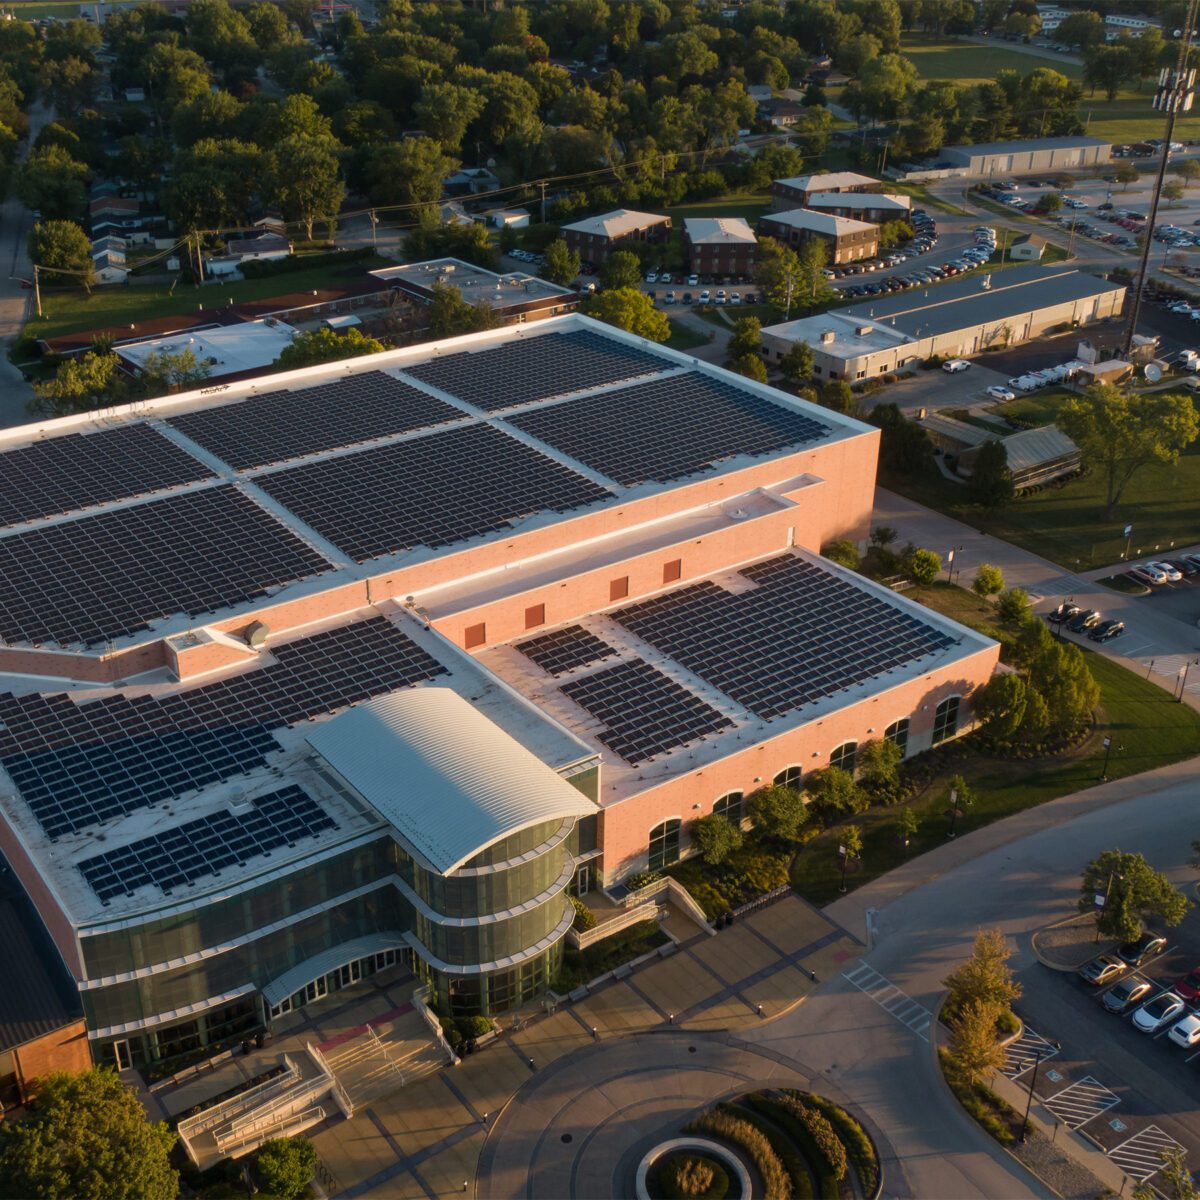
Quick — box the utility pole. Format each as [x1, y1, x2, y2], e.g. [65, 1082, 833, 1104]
[33, 264, 42, 319]
[1123, 0, 1197, 358]
[539, 181, 547, 224]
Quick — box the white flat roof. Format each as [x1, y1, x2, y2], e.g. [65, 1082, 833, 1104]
[762, 208, 877, 236]
[369, 258, 572, 306]
[307, 688, 598, 874]
[684, 217, 758, 246]
[763, 312, 914, 360]
[115, 320, 297, 378]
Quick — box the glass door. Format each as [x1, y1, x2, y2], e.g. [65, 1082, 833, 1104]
[112, 1039, 132, 1071]
[575, 864, 591, 896]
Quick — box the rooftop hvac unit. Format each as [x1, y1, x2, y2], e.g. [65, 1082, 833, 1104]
[245, 620, 269, 648]
[856, 325, 872, 336]
[820, 330, 835, 344]
[443, 263, 456, 273]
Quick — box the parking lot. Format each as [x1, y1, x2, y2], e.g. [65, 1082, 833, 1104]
[1012, 908, 1200, 1186]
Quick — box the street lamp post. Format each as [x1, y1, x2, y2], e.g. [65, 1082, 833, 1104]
[1055, 595, 1073, 642]
[1099, 735, 1113, 781]
[947, 787, 959, 839]
[1020, 1040, 1062, 1143]
[1095, 869, 1123, 941]
[839, 843, 850, 893]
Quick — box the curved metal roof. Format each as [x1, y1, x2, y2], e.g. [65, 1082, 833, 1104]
[307, 689, 597, 874]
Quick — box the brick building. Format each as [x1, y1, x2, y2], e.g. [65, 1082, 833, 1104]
[758, 208, 879, 264]
[771, 171, 882, 211]
[561, 209, 672, 264]
[683, 217, 759, 277]
[804, 192, 913, 224]
[0, 315, 997, 1074]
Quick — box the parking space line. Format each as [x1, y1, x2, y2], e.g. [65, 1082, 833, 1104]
[1108, 1125, 1187, 1183]
[1041, 1076, 1121, 1130]
[1001, 1025, 1061, 1080]
[841, 963, 933, 1042]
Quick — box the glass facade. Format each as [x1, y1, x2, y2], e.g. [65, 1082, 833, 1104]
[648, 819, 681, 870]
[885, 718, 910, 755]
[933, 696, 960, 745]
[830, 741, 858, 772]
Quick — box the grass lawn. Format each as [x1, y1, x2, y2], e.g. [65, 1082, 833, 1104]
[664, 191, 772, 226]
[889, 183, 970, 216]
[881, 390, 1199, 570]
[27, 255, 394, 340]
[666, 318, 711, 351]
[988, 386, 1074, 428]
[790, 582, 1200, 905]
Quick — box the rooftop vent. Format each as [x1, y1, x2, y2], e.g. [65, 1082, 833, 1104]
[820, 330, 836, 344]
[856, 325, 872, 336]
[245, 620, 269, 649]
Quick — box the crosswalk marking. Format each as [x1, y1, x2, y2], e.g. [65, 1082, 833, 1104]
[842, 962, 932, 1041]
[1001, 1025, 1061, 1080]
[1042, 1076, 1120, 1130]
[1148, 654, 1200, 695]
[1108, 1125, 1187, 1183]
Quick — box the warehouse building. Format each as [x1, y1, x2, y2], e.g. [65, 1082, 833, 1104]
[771, 171, 882, 210]
[761, 265, 1126, 380]
[0, 316, 997, 1073]
[683, 217, 758, 276]
[758, 208, 879, 264]
[941, 136, 1111, 176]
[561, 208, 672, 264]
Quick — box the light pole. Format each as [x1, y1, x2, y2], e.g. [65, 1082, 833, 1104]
[1095, 869, 1123, 941]
[1020, 1040, 1061, 1143]
[947, 787, 959, 838]
[1098, 736, 1122, 781]
[839, 842, 850, 893]
[1056, 595, 1073, 642]
[1177, 658, 1198, 702]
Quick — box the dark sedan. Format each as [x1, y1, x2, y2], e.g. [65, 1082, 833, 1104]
[1078, 954, 1128, 986]
[1067, 609, 1102, 633]
[1117, 931, 1167, 966]
[1102, 976, 1154, 1014]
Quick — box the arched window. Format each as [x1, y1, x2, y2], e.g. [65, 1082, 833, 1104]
[773, 766, 802, 791]
[714, 791, 744, 824]
[829, 741, 858, 773]
[885, 718, 910, 756]
[648, 819, 681, 870]
[932, 696, 961, 746]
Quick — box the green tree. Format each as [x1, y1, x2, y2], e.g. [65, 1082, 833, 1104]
[871, 403, 935, 475]
[822, 539, 860, 570]
[268, 135, 345, 241]
[1116, 162, 1139, 190]
[728, 316, 763, 362]
[818, 379, 857, 415]
[1083, 44, 1135, 101]
[428, 282, 501, 338]
[413, 81, 486, 152]
[252, 1137, 318, 1200]
[275, 327, 385, 370]
[842, 823, 863, 863]
[972, 563, 1004, 599]
[583, 287, 670, 342]
[1057, 385, 1199, 519]
[808, 766, 868, 821]
[755, 236, 806, 318]
[1034, 190, 1062, 215]
[1162, 179, 1185, 207]
[857, 737, 902, 797]
[28, 218, 92, 283]
[542, 238, 581, 286]
[365, 137, 458, 215]
[17, 144, 88, 220]
[778, 340, 814, 385]
[747, 783, 809, 842]
[974, 673, 1028, 742]
[134, 349, 211, 399]
[0, 1069, 178, 1200]
[903, 547, 941, 585]
[691, 812, 745, 866]
[729, 353, 769, 382]
[942, 927, 1021, 1014]
[1054, 9, 1104, 49]
[1173, 160, 1200, 191]
[996, 587, 1031, 626]
[895, 805, 919, 852]
[30, 352, 123, 418]
[599, 249, 643, 291]
[853, 52, 918, 122]
[1079, 850, 1189, 941]
[967, 438, 1014, 510]
[1028, 640, 1098, 736]
[947, 998, 1006, 1083]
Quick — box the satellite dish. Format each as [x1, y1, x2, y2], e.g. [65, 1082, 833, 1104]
[1144, 362, 1163, 382]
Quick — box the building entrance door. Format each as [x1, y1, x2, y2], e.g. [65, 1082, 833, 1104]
[575, 864, 591, 896]
[112, 1039, 133, 1071]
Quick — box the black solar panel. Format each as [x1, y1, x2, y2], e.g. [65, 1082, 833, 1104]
[0, 485, 331, 648]
[259, 424, 612, 563]
[614, 555, 957, 721]
[517, 625, 618, 676]
[0, 616, 444, 839]
[167, 373, 461, 469]
[400, 328, 667, 412]
[508, 371, 830, 486]
[561, 657, 733, 765]
[0, 424, 212, 527]
[78, 785, 337, 903]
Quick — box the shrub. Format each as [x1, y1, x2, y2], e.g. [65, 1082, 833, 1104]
[456, 1015, 493, 1040]
[777, 1096, 847, 1182]
[794, 1093, 879, 1198]
[690, 1103, 796, 1200]
[253, 1137, 318, 1200]
[570, 895, 596, 932]
[821, 539, 860, 570]
[939, 1049, 1017, 1145]
[741, 1094, 834, 1198]
[625, 870, 662, 892]
[239, 247, 372, 278]
[657, 1153, 730, 1200]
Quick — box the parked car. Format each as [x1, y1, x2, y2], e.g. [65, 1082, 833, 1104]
[1079, 954, 1128, 986]
[986, 385, 1016, 402]
[1150, 560, 1183, 582]
[1168, 1013, 1200, 1048]
[1130, 564, 1168, 586]
[1102, 976, 1154, 1014]
[1132, 991, 1186, 1032]
[942, 359, 971, 374]
[698, 290, 711, 303]
[1117, 931, 1168, 966]
[1090, 620, 1126, 643]
[1066, 609, 1101, 633]
[686, 274, 699, 287]
[1048, 602, 1081, 624]
[1173, 966, 1200, 1001]
[1170, 558, 1200, 578]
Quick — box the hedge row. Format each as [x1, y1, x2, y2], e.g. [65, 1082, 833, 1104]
[790, 1092, 879, 1198]
[656, 1152, 731, 1200]
[741, 1095, 839, 1200]
[685, 1107, 792, 1200]
[719, 1101, 812, 1200]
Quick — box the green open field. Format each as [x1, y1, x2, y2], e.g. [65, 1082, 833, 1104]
[790, 582, 1200, 904]
[901, 33, 1167, 144]
[26, 255, 393, 341]
[882, 389, 1199, 570]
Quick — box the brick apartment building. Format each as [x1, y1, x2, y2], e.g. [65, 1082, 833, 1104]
[561, 209, 672, 265]
[770, 171, 882, 211]
[683, 217, 759, 277]
[758, 208, 879, 264]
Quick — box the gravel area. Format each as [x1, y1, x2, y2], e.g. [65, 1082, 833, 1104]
[1033, 915, 1116, 969]
[1013, 1129, 1109, 1200]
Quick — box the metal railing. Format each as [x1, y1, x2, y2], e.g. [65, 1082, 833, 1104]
[177, 1055, 301, 1140]
[570, 902, 667, 950]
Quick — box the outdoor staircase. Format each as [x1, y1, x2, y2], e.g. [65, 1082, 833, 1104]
[321, 1022, 446, 1109]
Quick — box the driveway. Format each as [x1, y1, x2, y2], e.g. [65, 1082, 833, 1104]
[864, 362, 1015, 413]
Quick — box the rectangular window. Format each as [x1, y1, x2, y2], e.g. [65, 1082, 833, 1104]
[609, 576, 629, 601]
[663, 559, 682, 584]
[524, 603, 545, 630]
[464, 622, 486, 649]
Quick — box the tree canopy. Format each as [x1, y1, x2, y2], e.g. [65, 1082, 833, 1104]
[1079, 850, 1189, 942]
[275, 327, 385, 370]
[583, 287, 670, 342]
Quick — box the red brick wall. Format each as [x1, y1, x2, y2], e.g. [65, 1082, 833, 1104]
[0, 822, 80, 978]
[13, 1020, 91, 1102]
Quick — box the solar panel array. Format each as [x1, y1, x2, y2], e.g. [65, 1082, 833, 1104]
[0, 425, 212, 527]
[508, 372, 830, 486]
[400, 328, 667, 412]
[259, 424, 612, 562]
[0, 485, 331, 648]
[614, 554, 957, 721]
[561, 658, 733, 765]
[0, 616, 444, 839]
[517, 625, 617, 676]
[77, 785, 337, 904]
[167, 373, 461, 470]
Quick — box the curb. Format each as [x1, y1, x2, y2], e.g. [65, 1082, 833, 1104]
[1030, 913, 1112, 972]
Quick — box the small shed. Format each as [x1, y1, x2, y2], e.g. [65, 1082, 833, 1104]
[959, 426, 1081, 488]
[1010, 234, 1047, 262]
